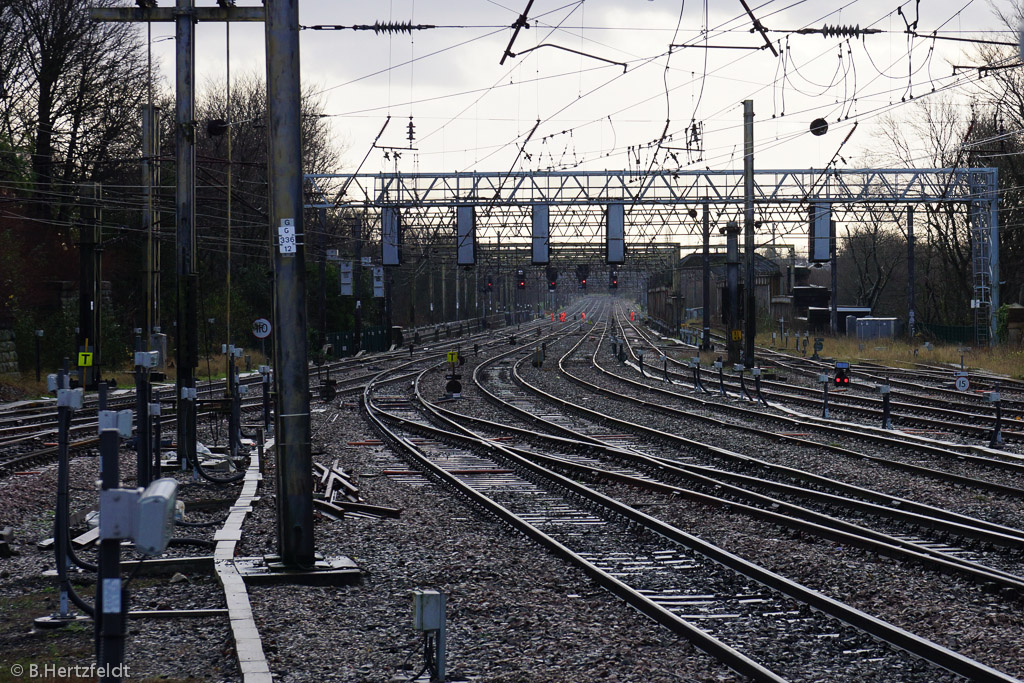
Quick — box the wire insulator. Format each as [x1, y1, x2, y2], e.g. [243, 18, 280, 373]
[302, 22, 437, 33]
[356, 21, 437, 34]
[796, 24, 882, 38]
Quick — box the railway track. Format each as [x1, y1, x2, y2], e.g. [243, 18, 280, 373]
[362, 319, 1019, 681]
[643, 323, 1024, 442]
[0, 321, 543, 478]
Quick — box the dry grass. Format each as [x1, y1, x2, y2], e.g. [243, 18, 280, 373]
[0, 350, 272, 402]
[756, 334, 1023, 378]
[673, 321, 1023, 379]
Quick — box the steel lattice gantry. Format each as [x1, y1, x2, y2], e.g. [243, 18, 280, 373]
[305, 168, 999, 343]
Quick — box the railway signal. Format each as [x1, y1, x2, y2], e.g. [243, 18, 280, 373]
[610, 271, 618, 289]
[516, 268, 526, 290]
[834, 361, 851, 386]
[546, 266, 558, 291]
[576, 263, 590, 290]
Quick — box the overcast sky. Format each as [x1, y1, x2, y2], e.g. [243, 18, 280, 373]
[145, 0, 1019, 179]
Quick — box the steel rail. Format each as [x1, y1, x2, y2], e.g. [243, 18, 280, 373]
[364, 366, 787, 682]
[513, 321, 1024, 540]
[366, 351, 1021, 682]
[425, 385, 1024, 589]
[425, 365, 1024, 591]
[617, 318, 1024, 483]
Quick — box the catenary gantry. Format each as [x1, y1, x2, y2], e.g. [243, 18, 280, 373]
[305, 168, 999, 343]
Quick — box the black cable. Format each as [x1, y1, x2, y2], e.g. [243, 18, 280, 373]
[122, 555, 147, 590]
[167, 537, 216, 549]
[65, 577, 95, 617]
[66, 537, 98, 572]
[187, 451, 247, 485]
[174, 517, 226, 528]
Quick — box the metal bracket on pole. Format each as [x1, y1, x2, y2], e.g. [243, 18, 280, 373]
[134, 338, 157, 487]
[736, 364, 754, 402]
[753, 366, 768, 407]
[878, 382, 892, 429]
[989, 389, 1004, 448]
[96, 428, 126, 683]
[36, 386, 91, 630]
[819, 373, 830, 418]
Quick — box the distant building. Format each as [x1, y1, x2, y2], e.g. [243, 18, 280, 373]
[646, 251, 786, 332]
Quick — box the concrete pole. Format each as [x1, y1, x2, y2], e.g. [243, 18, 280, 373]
[724, 221, 740, 365]
[142, 105, 161, 342]
[265, 0, 314, 568]
[702, 201, 711, 350]
[385, 268, 394, 346]
[441, 260, 447, 321]
[742, 100, 756, 368]
[353, 218, 362, 350]
[907, 206, 915, 338]
[989, 196, 1000, 346]
[77, 183, 101, 388]
[175, 0, 198, 470]
[830, 220, 838, 336]
[318, 207, 327, 345]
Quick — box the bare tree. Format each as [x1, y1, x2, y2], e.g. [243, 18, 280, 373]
[0, 0, 149, 209]
[838, 220, 904, 311]
[190, 71, 345, 340]
[868, 98, 977, 325]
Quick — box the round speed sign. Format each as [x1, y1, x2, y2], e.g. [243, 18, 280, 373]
[252, 317, 272, 339]
[954, 376, 969, 392]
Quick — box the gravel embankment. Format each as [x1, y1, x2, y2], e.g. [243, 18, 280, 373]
[245, 397, 740, 682]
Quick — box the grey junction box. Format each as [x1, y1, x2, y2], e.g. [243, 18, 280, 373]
[412, 590, 446, 631]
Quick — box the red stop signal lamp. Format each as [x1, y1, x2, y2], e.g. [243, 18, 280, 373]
[834, 361, 851, 385]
